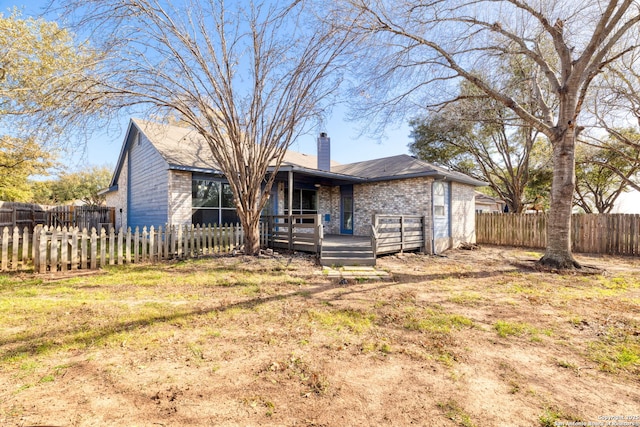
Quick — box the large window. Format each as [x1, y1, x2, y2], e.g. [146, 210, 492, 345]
[192, 177, 239, 225]
[283, 189, 317, 215]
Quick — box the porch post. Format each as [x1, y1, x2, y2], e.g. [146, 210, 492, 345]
[288, 169, 293, 250]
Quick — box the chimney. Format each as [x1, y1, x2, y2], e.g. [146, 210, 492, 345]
[317, 132, 331, 171]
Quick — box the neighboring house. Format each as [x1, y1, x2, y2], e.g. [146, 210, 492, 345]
[475, 192, 506, 213]
[101, 119, 486, 253]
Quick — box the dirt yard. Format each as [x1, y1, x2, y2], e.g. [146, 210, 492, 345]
[0, 246, 638, 426]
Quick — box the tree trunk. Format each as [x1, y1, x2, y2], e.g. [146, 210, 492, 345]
[241, 214, 261, 256]
[539, 131, 580, 269]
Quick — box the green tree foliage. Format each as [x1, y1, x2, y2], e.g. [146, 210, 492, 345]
[0, 136, 55, 201]
[575, 130, 640, 213]
[409, 79, 552, 213]
[31, 166, 112, 206]
[0, 10, 96, 124]
[0, 11, 101, 201]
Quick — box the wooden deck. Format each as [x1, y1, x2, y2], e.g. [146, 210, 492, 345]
[263, 214, 430, 265]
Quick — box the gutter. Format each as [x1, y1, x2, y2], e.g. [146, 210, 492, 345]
[97, 185, 118, 196]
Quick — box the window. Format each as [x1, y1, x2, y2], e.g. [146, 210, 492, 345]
[283, 188, 317, 223]
[433, 182, 446, 217]
[192, 177, 239, 225]
[283, 189, 317, 215]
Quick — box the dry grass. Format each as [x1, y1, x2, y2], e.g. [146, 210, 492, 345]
[0, 247, 638, 426]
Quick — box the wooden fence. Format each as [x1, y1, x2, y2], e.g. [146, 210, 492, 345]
[0, 201, 115, 232]
[476, 213, 640, 256]
[48, 205, 115, 231]
[0, 202, 48, 231]
[0, 223, 257, 273]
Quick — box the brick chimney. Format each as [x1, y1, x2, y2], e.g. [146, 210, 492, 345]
[317, 132, 330, 171]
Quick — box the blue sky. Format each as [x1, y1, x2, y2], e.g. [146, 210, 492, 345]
[2, 0, 412, 172]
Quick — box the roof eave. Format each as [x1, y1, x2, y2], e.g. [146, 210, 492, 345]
[168, 164, 225, 175]
[269, 164, 367, 183]
[107, 119, 138, 188]
[97, 185, 118, 196]
[365, 171, 487, 186]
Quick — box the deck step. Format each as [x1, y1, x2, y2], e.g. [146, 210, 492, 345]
[321, 250, 372, 258]
[320, 256, 376, 267]
[320, 238, 376, 267]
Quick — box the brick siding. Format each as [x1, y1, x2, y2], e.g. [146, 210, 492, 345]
[168, 170, 192, 226]
[105, 152, 128, 230]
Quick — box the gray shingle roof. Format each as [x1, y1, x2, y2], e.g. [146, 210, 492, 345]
[104, 119, 485, 189]
[332, 154, 485, 185]
[134, 119, 220, 171]
[134, 118, 339, 172]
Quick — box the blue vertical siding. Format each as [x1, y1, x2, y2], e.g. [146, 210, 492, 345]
[127, 130, 170, 229]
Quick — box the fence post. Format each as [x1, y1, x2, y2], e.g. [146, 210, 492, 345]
[141, 227, 148, 261]
[21, 226, 29, 270]
[71, 227, 78, 270]
[32, 224, 39, 263]
[81, 228, 88, 270]
[100, 227, 107, 267]
[117, 227, 123, 265]
[61, 227, 69, 272]
[189, 224, 195, 257]
[1, 227, 8, 271]
[109, 227, 116, 265]
[216, 223, 222, 253]
[183, 225, 190, 257]
[163, 225, 170, 259]
[50, 227, 60, 272]
[134, 227, 140, 263]
[194, 224, 200, 257]
[11, 227, 19, 271]
[125, 227, 131, 264]
[158, 225, 164, 261]
[90, 228, 98, 270]
[38, 226, 48, 273]
[150, 225, 157, 262]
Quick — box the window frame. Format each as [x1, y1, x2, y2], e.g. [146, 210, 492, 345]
[192, 176, 238, 225]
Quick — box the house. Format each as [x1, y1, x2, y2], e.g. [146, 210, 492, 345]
[101, 119, 486, 254]
[475, 191, 506, 213]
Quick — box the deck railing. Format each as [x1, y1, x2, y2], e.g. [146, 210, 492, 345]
[264, 214, 322, 253]
[371, 214, 429, 255]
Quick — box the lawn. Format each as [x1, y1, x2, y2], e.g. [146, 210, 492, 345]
[0, 246, 638, 426]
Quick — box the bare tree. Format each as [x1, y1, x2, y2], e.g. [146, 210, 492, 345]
[580, 55, 640, 200]
[336, 0, 640, 268]
[575, 129, 640, 213]
[409, 77, 552, 214]
[56, 0, 351, 255]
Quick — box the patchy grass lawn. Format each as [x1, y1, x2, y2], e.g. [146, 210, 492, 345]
[0, 246, 638, 426]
